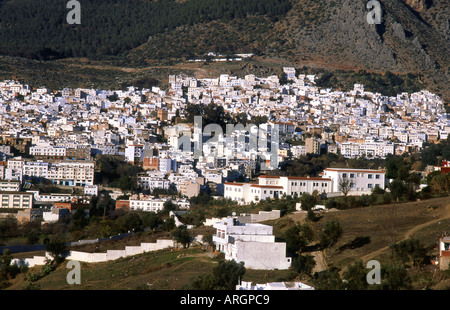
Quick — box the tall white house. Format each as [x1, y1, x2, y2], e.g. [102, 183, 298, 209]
[213, 218, 291, 270]
[321, 168, 386, 195]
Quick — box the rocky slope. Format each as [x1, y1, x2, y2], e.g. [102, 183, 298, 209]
[129, 0, 449, 100]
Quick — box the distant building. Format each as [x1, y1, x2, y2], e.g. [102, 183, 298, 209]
[84, 185, 98, 196]
[0, 191, 33, 209]
[16, 208, 42, 223]
[0, 180, 21, 192]
[305, 138, 320, 155]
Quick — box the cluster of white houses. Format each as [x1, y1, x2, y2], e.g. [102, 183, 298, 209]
[224, 168, 387, 204]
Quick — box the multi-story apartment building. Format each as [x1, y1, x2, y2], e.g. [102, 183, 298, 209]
[305, 138, 320, 155]
[129, 197, 166, 212]
[0, 191, 33, 209]
[339, 141, 395, 158]
[137, 175, 170, 191]
[30, 145, 66, 158]
[0, 180, 21, 192]
[8, 159, 94, 186]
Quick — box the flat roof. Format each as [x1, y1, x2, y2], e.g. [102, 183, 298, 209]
[323, 168, 385, 173]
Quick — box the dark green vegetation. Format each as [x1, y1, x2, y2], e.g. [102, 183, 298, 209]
[0, 0, 291, 60]
[315, 70, 423, 97]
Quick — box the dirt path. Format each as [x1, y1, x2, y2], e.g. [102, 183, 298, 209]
[311, 250, 328, 273]
[360, 203, 450, 262]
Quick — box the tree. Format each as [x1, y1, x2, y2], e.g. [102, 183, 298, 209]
[342, 260, 368, 290]
[388, 179, 406, 202]
[385, 155, 407, 179]
[162, 217, 176, 232]
[191, 260, 246, 290]
[338, 176, 353, 196]
[171, 225, 191, 248]
[90, 192, 115, 219]
[429, 173, 450, 195]
[319, 220, 343, 250]
[299, 192, 317, 211]
[283, 223, 314, 255]
[390, 238, 427, 268]
[290, 254, 316, 277]
[312, 267, 345, 290]
[118, 212, 143, 232]
[118, 175, 137, 194]
[68, 208, 89, 232]
[46, 237, 67, 264]
[381, 264, 412, 290]
[139, 211, 162, 230]
[163, 200, 177, 212]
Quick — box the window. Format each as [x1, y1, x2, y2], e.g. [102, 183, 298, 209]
[343, 173, 347, 178]
[350, 173, 355, 178]
[368, 184, 373, 188]
[375, 174, 380, 179]
[368, 174, 373, 179]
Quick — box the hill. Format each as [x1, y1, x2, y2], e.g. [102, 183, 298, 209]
[3, 196, 450, 290]
[0, 0, 448, 101]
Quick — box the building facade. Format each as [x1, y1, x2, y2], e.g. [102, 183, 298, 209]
[0, 191, 33, 209]
[321, 168, 386, 195]
[213, 218, 291, 270]
[224, 175, 333, 204]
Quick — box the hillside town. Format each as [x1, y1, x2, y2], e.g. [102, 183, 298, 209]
[0, 68, 449, 287]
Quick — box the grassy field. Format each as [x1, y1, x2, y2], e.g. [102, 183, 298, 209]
[3, 196, 450, 290]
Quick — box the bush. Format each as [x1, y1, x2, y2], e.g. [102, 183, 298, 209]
[290, 254, 316, 277]
[190, 260, 245, 290]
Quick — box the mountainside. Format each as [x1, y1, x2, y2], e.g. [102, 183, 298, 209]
[128, 0, 449, 99]
[0, 0, 448, 100]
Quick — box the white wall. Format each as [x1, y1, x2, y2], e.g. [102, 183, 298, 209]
[11, 239, 176, 267]
[233, 241, 291, 270]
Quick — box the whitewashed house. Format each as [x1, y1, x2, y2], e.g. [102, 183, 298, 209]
[213, 218, 291, 270]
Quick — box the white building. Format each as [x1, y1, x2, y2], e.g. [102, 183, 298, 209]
[84, 185, 98, 196]
[30, 145, 66, 158]
[0, 180, 21, 192]
[339, 141, 395, 158]
[11, 159, 95, 186]
[129, 196, 166, 212]
[213, 218, 291, 270]
[224, 175, 333, 204]
[321, 168, 386, 195]
[137, 175, 170, 191]
[237, 281, 314, 290]
[0, 191, 33, 209]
